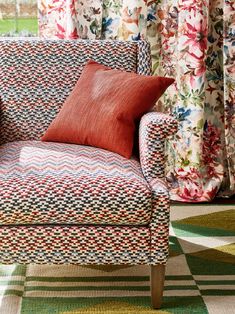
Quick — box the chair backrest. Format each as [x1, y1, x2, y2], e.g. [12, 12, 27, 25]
[0, 39, 151, 143]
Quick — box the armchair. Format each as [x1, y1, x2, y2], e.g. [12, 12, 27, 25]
[0, 39, 177, 308]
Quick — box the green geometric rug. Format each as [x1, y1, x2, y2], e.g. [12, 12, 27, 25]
[0, 205, 234, 314]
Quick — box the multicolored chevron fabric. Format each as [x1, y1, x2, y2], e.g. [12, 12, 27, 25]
[0, 225, 151, 264]
[139, 112, 178, 181]
[139, 113, 178, 264]
[0, 141, 151, 226]
[0, 39, 176, 266]
[0, 39, 150, 144]
[137, 40, 152, 76]
[0, 141, 171, 265]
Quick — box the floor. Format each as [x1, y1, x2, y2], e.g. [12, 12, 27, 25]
[0, 203, 234, 314]
[169, 203, 235, 314]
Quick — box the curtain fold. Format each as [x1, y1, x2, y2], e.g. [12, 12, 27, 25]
[223, 0, 235, 196]
[38, 0, 235, 202]
[39, 0, 103, 38]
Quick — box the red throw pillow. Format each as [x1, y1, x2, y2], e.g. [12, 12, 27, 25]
[42, 60, 174, 158]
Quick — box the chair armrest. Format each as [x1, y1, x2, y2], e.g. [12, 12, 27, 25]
[149, 179, 170, 264]
[139, 112, 178, 183]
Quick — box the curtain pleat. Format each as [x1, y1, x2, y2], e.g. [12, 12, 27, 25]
[223, 0, 235, 196]
[38, 0, 235, 202]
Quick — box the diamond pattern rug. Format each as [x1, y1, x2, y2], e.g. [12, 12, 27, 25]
[0, 204, 234, 314]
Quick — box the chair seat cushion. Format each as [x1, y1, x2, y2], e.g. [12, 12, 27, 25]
[0, 141, 152, 225]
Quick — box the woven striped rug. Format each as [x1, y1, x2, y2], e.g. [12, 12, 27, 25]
[0, 204, 234, 314]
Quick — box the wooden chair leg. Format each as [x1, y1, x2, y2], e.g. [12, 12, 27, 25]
[151, 264, 165, 309]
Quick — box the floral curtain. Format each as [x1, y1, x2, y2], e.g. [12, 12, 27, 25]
[38, 0, 235, 202]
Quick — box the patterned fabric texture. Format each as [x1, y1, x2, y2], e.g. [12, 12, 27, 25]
[1, 203, 231, 314]
[38, 0, 235, 202]
[0, 39, 176, 265]
[0, 141, 151, 226]
[0, 141, 171, 265]
[0, 39, 150, 144]
[0, 225, 151, 264]
[139, 112, 178, 181]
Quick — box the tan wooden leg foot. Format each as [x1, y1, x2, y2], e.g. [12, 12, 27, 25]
[151, 264, 165, 309]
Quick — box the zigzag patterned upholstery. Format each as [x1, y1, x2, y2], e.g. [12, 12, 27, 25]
[139, 112, 178, 181]
[0, 225, 151, 264]
[0, 39, 177, 267]
[0, 141, 151, 226]
[0, 39, 151, 144]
